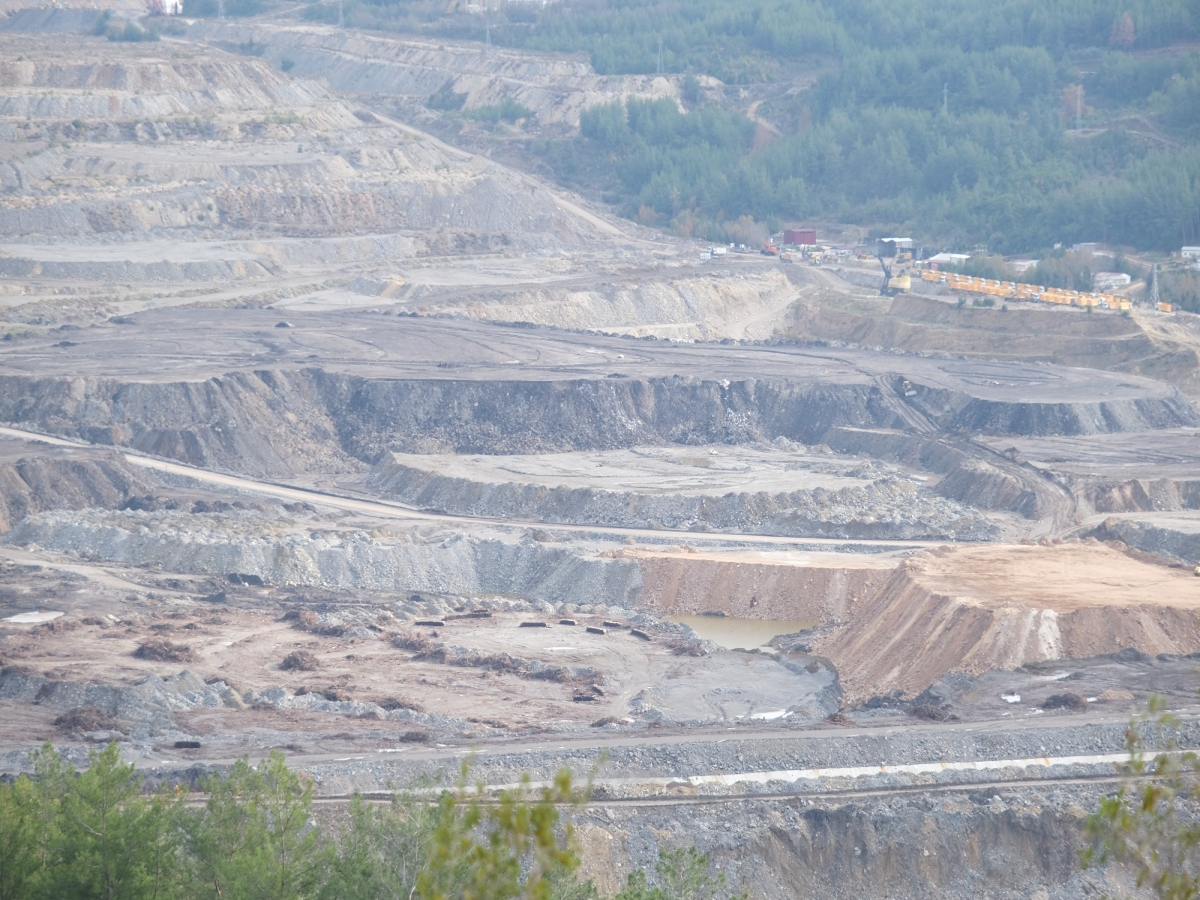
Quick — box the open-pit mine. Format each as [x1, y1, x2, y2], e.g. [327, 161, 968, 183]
[3, 11, 1200, 899]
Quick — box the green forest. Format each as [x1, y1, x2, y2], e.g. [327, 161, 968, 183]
[0, 743, 743, 900]
[319, 0, 1200, 255]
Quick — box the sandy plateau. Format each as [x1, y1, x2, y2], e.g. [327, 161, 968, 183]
[3, 13, 1200, 898]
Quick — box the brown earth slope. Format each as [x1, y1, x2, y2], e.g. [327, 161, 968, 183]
[816, 541, 1200, 702]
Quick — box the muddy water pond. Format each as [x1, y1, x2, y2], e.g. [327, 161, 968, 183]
[668, 615, 815, 650]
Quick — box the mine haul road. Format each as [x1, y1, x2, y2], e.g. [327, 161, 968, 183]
[0, 424, 941, 551]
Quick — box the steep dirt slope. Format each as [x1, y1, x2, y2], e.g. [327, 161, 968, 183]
[0, 442, 153, 532]
[816, 542, 1200, 701]
[633, 548, 897, 622]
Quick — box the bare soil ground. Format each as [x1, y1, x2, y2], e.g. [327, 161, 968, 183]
[0, 546, 836, 756]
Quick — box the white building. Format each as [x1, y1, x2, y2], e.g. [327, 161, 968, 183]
[1094, 272, 1132, 291]
[926, 252, 969, 268]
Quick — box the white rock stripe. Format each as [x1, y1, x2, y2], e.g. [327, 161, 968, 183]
[482, 751, 1163, 794]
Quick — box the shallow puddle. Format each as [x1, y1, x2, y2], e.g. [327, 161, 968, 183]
[667, 615, 815, 650]
[2, 610, 63, 624]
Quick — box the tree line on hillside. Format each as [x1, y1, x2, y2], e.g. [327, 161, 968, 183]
[317, 0, 1200, 254]
[310, 0, 1199, 81]
[0, 743, 743, 900]
[550, 94, 1200, 253]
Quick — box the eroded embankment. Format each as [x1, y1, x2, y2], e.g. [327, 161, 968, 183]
[632, 551, 895, 622]
[790, 290, 1200, 400]
[2, 367, 1195, 479]
[816, 543, 1200, 702]
[393, 269, 803, 341]
[370, 452, 998, 541]
[6, 509, 644, 605]
[4, 505, 905, 628]
[190, 21, 679, 129]
[1076, 477, 1200, 514]
[0, 371, 898, 475]
[0, 450, 151, 533]
[645, 789, 1109, 900]
[827, 427, 1047, 517]
[905, 379, 1198, 436]
[1087, 517, 1200, 565]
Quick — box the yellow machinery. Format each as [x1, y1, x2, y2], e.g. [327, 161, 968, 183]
[922, 269, 1133, 312]
[878, 244, 910, 296]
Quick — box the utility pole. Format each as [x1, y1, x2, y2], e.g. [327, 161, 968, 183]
[942, 83, 948, 115]
[1150, 264, 1160, 307]
[657, 35, 664, 75]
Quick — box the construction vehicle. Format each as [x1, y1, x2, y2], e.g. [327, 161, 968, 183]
[921, 269, 1135, 313]
[760, 239, 779, 256]
[877, 250, 910, 296]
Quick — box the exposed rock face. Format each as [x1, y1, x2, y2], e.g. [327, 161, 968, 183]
[190, 22, 682, 129]
[825, 427, 969, 474]
[1087, 517, 1200, 565]
[3, 365, 1195, 480]
[0, 33, 610, 255]
[709, 792, 1104, 900]
[0, 371, 901, 473]
[0, 667, 230, 740]
[934, 459, 1041, 517]
[1078, 478, 1200, 514]
[370, 451, 999, 541]
[789, 290, 1200, 401]
[905, 380, 1199, 437]
[386, 269, 804, 342]
[0, 451, 151, 532]
[7, 509, 645, 605]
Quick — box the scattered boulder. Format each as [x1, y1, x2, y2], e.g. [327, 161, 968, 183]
[280, 650, 320, 671]
[134, 639, 196, 663]
[1041, 692, 1089, 712]
[54, 706, 121, 732]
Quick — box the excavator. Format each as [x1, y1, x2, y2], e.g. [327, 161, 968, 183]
[877, 248, 910, 296]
